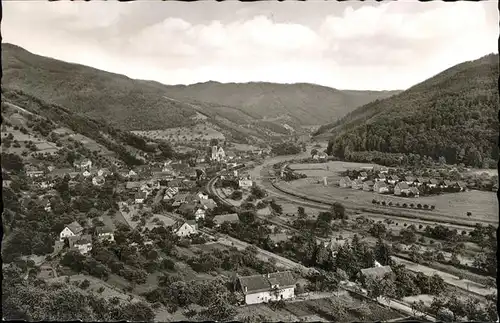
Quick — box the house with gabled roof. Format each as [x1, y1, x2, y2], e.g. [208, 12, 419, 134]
[404, 176, 416, 185]
[172, 220, 197, 237]
[68, 234, 93, 255]
[172, 193, 190, 206]
[394, 182, 410, 196]
[351, 179, 364, 190]
[387, 175, 400, 185]
[428, 178, 439, 188]
[339, 176, 352, 188]
[212, 213, 239, 227]
[376, 173, 386, 182]
[199, 198, 217, 211]
[97, 168, 112, 177]
[237, 271, 296, 305]
[358, 172, 368, 181]
[360, 266, 393, 286]
[409, 187, 420, 197]
[73, 158, 92, 171]
[373, 181, 389, 194]
[92, 175, 105, 187]
[363, 180, 375, 192]
[59, 221, 84, 241]
[415, 177, 429, 187]
[95, 225, 114, 241]
[135, 192, 147, 204]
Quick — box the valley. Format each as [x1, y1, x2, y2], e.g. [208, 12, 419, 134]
[2, 42, 497, 323]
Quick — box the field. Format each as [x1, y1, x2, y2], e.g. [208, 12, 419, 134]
[46, 274, 143, 303]
[236, 295, 403, 322]
[280, 178, 497, 222]
[132, 123, 225, 142]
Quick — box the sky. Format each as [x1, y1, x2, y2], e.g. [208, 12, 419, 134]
[2, 0, 498, 91]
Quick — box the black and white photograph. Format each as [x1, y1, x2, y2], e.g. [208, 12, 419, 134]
[1, 0, 498, 321]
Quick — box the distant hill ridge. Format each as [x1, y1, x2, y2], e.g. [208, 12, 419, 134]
[2, 43, 401, 140]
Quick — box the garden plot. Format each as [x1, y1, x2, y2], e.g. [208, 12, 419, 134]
[132, 124, 225, 142]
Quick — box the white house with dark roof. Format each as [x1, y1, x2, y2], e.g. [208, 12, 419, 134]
[394, 182, 411, 196]
[95, 226, 114, 241]
[373, 181, 390, 194]
[135, 192, 147, 204]
[388, 175, 400, 185]
[68, 234, 93, 255]
[360, 265, 393, 286]
[92, 175, 105, 186]
[339, 176, 352, 188]
[237, 271, 296, 305]
[172, 220, 198, 237]
[73, 158, 92, 170]
[59, 221, 84, 241]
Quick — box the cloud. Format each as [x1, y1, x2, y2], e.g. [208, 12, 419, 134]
[2, 1, 497, 90]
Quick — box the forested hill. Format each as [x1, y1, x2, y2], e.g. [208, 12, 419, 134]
[318, 53, 499, 168]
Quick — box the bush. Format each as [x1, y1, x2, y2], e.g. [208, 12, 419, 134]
[417, 204, 422, 209]
[80, 279, 91, 290]
[402, 203, 408, 208]
[381, 201, 386, 206]
[423, 204, 429, 209]
[430, 205, 435, 210]
[372, 199, 377, 204]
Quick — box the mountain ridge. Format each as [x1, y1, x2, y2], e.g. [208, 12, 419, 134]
[314, 53, 499, 168]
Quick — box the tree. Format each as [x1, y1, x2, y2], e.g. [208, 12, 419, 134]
[411, 300, 428, 320]
[297, 207, 306, 219]
[331, 202, 347, 220]
[200, 296, 237, 322]
[374, 239, 393, 266]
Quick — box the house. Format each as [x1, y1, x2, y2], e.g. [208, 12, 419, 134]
[26, 168, 44, 178]
[409, 187, 420, 197]
[37, 198, 52, 212]
[73, 158, 92, 170]
[37, 180, 55, 189]
[126, 181, 142, 190]
[312, 154, 319, 161]
[415, 177, 429, 187]
[339, 176, 352, 188]
[92, 176, 105, 186]
[97, 168, 112, 177]
[405, 176, 416, 185]
[360, 266, 393, 286]
[327, 237, 347, 257]
[456, 181, 467, 192]
[59, 221, 84, 241]
[376, 173, 386, 182]
[317, 152, 328, 161]
[394, 182, 411, 196]
[428, 178, 439, 188]
[128, 169, 138, 178]
[199, 198, 217, 211]
[95, 226, 115, 241]
[492, 183, 498, 192]
[212, 213, 239, 227]
[363, 181, 375, 192]
[69, 172, 80, 179]
[68, 234, 93, 255]
[387, 175, 400, 185]
[226, 151, 236, 160]
[194, 208, 206, 220]
[358, 172, 368, 181]
[237, 271, 296, 305]
[441, 180, 453, 189]
[195, 192, 209, 200]
[164, 187, 179, 200]
[82, 170, 92, 178]
[373, 181, 390, 194]
[380, 167, 389, 174]
[172, 220, 198, 237]
[239, 179, 254, 190]
[135, 192, 147, 204]
[172, 193, 189, 206]
[47, 168, 74, 179]
[350, 179, 363, 190]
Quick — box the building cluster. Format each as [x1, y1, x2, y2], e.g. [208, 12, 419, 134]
[339, 167, 468, 197]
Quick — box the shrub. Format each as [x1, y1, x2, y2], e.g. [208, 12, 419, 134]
[402, 203, 408, 208]
[372, 199, 377, 204]
[417, 204, 422, 209]
[423, 204, 429, 209]
[430, 205, 435, 210]
[80, 279, 91, 289]
[381, 201, 386, 206]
